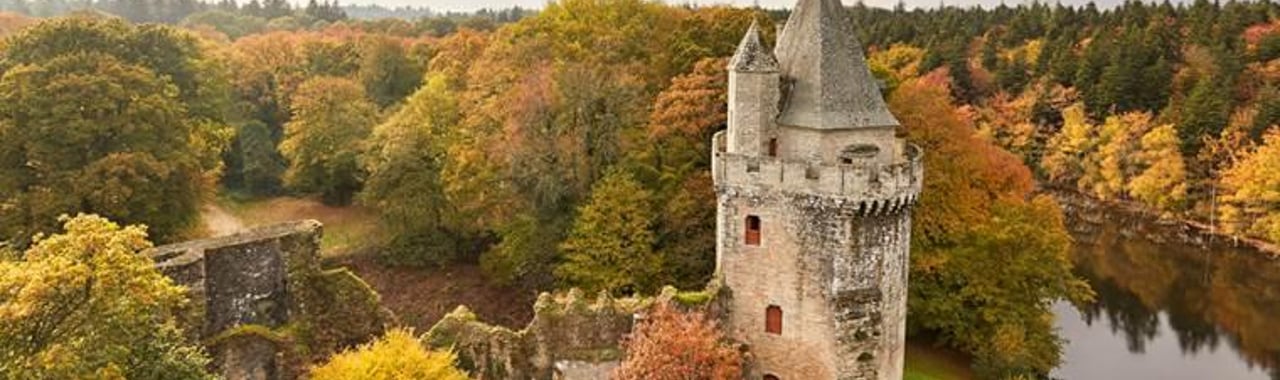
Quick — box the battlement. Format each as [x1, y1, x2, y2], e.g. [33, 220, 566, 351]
[711, 131, 923, 214]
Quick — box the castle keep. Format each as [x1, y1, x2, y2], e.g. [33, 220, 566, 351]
[713, 0, 923, 378]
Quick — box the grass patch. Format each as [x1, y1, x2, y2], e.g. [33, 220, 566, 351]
[905, 340, 973, 380]
[218, 195, 382, 256]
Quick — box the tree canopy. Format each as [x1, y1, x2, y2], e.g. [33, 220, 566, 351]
[0, 214, 212, 379]
[280, 76, 378, 205]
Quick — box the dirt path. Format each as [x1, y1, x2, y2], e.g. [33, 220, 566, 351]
[201, 203, 246, 237]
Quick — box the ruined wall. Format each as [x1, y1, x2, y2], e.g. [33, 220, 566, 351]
[425, 289, 656, 380]
[150, 221, 392, 380]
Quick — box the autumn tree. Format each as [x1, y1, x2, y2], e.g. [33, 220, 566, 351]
[1081, 112, 1156, 201]
[929, 198, 1088, 378]
[1041, 103, 1096, 185]
[556, 170, 662, 295]
[356, 35, 423, 108]
[280, 77, 378, 205]
[1221, 129, 1280, 241]
[631, 58, 727, 288]
[0, 214, 212, 379]
[890, 77, 1091, 377]
[614, 304, 743, 380]
[867, 44, 926, 93]
[1129, 124, 1189, 213]
[0, 53, 207, 245]
[310, 329, 466, 380]
[0, 17, 233, 244]
[360, 74, 463, 266]
[975, 91, 1038, 160]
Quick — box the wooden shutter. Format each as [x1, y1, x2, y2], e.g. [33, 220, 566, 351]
[745, 216, 761, 246]
[766, 305, 782, 334]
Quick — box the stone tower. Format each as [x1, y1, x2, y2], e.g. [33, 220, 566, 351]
[711, 0, 923, 379]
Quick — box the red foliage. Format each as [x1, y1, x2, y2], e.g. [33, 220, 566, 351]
[614, 304, 743, 380]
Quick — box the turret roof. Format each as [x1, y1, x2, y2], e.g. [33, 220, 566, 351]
[729, 20, 779, 73]
[774, 0, 899, 130]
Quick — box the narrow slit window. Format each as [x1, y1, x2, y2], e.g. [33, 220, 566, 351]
[768, 138, 778, 157]
[745, 215, 761, 246]
[766, 305, 782, 334]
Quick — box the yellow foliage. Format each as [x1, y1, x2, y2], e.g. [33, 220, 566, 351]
[311, 329, 467, 380]
[1222, 129, 1280, 241]
[1086, 112, 1155, 200]
[1001, 38, 1043, 66]
[1128, 124, 1188, 212]
[868, 44, 926, 85]
[1041, 104, 1095, 183]
[0, 214, 211, 379]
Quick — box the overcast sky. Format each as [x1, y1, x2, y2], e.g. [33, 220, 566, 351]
[345, 0, 1137, 12]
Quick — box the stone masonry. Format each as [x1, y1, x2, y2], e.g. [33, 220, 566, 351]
[714, 1, 923, 379]
[150, 221, 391, 380]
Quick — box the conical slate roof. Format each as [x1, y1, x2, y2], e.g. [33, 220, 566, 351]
[729, 20, 779, 73]
[774, 0, 899, 129]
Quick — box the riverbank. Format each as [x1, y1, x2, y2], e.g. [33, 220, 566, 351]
[1052, 194, 1280, 379]
[1048, 189, 1280, 258]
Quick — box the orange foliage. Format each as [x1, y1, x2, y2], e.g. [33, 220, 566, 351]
[890, 76, 1034, 243]
[614, 304, 743, 380]
[427, 28, 490, 89]
[648, 57, 728, 140]
[0, 12, 34, 38]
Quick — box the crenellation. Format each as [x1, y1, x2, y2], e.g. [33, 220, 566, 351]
[712, 144, 922, 215]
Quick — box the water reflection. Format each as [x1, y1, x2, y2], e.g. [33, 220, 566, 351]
[1052, 218, 1280, 380]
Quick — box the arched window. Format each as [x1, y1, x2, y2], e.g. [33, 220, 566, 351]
[764, 375, 780, 380]
[765, 305, 782, 334]
[745, 215, 761, 246]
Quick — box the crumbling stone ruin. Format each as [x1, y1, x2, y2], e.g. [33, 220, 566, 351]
[424, 285, 728, 380]
[713, 0, 923, 378]
[425, 288, 645, 380]
[150, 220, 392, 380]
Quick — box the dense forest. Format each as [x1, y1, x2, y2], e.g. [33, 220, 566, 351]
[2, 0, 1280, 378]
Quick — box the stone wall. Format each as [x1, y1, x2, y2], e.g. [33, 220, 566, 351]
[150, 221, 392, 380]
[425, 289, 657, 380]
[716, 189, 913, 380]
[714, 129, 919, 380]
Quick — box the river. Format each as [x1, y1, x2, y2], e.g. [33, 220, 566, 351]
[1051, 202, 1280, 380]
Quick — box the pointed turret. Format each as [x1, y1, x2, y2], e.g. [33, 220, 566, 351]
[729, 20, 779, 73]
[726, 20, 780, 157]
[774, 0, 898, 130]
